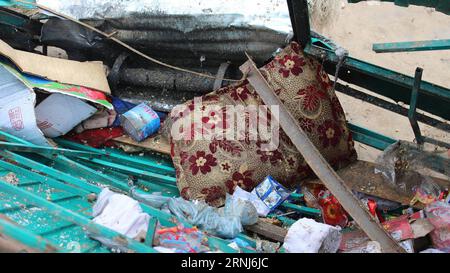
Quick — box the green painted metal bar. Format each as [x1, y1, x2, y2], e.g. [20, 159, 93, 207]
[0, 217, 61, 252]
[373, 39, 450, 53]
[0, 130, 35, 144]
[0, 159, 91, 197]
[0, 7, 33, 28]
[75, 156, 177, 185]
[267, 214, 296, 226]
[0, 141, 101, 158]
[0, 178, 157, 253]
[0, 131, 144, 191]
[0, 0, 35, 9]
[349, 123, 397, 150]
[0, 150, 100, 194]
[71, 160, 178, 194]
[304, 44, 450, 120]
[0, 163, 240, 253]
[280, 202, 322, 216]
[54, 138, 175, 175]
[408, 68, 425, 144]
[145, 217, 157, 247]
[290, 193, 304, 200]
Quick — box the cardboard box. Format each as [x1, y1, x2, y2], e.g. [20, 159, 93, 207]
[0, 38, 110, 93]
[35, 93, 97, 138]
[0, 64, 49, 146]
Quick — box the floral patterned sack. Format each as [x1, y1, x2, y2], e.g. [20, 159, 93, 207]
[165, 42, 357, 207]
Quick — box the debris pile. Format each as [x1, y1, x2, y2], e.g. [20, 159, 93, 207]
[0, 0, 448, 254]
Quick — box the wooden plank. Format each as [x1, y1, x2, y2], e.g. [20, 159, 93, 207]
[245, 220, 287, 242]
[113, 134, 171, 155]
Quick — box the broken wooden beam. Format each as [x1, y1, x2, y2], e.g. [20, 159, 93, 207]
[245, 219, 288, 243]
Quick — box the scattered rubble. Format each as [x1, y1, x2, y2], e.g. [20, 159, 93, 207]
[0, 0, 448, 255]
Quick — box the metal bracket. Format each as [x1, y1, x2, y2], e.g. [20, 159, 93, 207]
[287, 0, 311, 48]
[408, 67, 424, 145]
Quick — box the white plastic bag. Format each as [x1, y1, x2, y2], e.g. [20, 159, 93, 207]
[91, 188, 150, 239]
[283, 218, 342, 253]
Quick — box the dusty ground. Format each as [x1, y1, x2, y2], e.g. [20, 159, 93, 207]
[316, 1, 450, 162]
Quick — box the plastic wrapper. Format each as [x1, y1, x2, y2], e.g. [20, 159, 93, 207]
[425, 201, 450, 250]
[167, 194, 258, 239]
[283, 218, 342, 253]
[155, 224, 209, 253]
[420, 248, 446, 253]
[232, 186, 271, 217]
[317, 190, 348, 228]
[375, 141, 448, 197]
[339, 229, 381, 253]
[130, 187, 170, 209]
[410, 177, 442, 206]
[253, 176, 291, 212]
[301, 183, 348, 227]
[255, 240, 280, 253]
[353, 191, 402, 211]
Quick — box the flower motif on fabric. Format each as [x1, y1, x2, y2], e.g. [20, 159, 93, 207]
[209, 139, 243, 156]
[200, 186, 225, 205]
[291, 42, 301, 54]
[188, 151, 217, 175]
[317, 64, 332, 91]
[201, 107, 230, 131]
[317, 120, 342, 148]
[299, 117, 316, 133]
[177, 122, 210, 144]
[295, 85, 327, 112]
[278, 54, 306, 78]
[180, 187, 191, 200]
[230, 84, 253, 101]
[179, 151, 189, 165]
[256, 142, 284, 165]
[170, 142, 175, 157]
[225, 169, 255, 193]
[285, 155, 297, 171]
[219, 160, 233, 174]
[331, 96, 345, 121]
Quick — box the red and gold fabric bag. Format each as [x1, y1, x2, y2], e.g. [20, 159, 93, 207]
[165, 42, 357, 207]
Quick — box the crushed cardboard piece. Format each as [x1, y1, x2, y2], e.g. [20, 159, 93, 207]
[0, 62, 112, 109]
[35, 93, 97, 138]
[0, 39, 110, 94]
[411, 219, 435, 238]
[0, 64, 49, 146]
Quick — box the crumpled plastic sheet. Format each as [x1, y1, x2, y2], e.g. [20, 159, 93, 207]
[375, 141, 449, 196]
[128, 188, 258, 238]
[425, 201, 450, 251]
[129, 187, 170, 209]
[167, 194, 258, 239]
